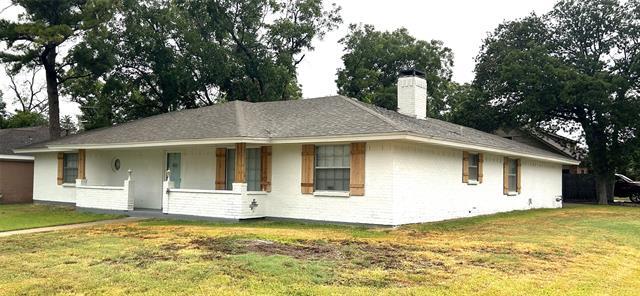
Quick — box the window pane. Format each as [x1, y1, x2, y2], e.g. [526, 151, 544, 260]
[509, 159, 517, 174]
[314, 145, 350, 191]
[469, 154, 478, 167]
[225, 149, 236, 190]
[315, 168, 350, 191]
[246, 148, 261, 191]
[63, 153, 78, 183]
[469, 166, 478, 181]
[468, 154, 479, 181]
[508, 175, 517, 192]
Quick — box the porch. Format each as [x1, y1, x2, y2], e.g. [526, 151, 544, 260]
[68, 143, 271, 219]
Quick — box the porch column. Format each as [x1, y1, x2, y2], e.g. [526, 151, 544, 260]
[233, 143, 247, 193]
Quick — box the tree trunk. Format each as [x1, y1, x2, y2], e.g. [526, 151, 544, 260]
[42, 46, 61, 139]
[595, 173, 610, 205]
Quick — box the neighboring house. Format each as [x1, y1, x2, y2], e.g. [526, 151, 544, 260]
[15, 71, 578, 225]
[494, 128, 589, 175]
[0, 126, 49, 204]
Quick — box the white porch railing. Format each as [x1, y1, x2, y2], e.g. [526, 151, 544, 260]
[76, 170, 135, 211]
[162, 170, 266, 219]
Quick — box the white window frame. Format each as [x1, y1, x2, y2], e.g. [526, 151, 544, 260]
[314, 144, 350, 192]
[63, 153, 79, 184]
[507, 158, 518, 194]
[468, 153, 480, 183]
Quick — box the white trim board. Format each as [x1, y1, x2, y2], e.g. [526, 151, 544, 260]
[0, 154, 34, 161]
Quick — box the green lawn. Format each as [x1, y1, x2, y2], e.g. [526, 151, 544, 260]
[0, 204, 122, 232]
[0, 204, 639, 295]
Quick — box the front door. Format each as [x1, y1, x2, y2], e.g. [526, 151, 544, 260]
[166, 152, 182, 188]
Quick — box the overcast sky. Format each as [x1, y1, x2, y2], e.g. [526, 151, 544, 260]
[1, 0, 559, 118]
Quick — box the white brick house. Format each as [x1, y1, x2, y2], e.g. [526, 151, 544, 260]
[16, 71, 578, 226]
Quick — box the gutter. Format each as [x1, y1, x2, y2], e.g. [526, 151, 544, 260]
[0, 154, 35, 161]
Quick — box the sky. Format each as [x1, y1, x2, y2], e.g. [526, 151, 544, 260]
[1, 0, 559, 118]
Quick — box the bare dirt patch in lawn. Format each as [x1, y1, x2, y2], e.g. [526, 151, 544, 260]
[187, 236, 445, 271]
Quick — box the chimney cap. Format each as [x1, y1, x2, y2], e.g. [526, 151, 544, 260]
[399, 68, 426, 78]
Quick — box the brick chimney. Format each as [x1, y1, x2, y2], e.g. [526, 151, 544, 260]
[397, 69, 427, 120]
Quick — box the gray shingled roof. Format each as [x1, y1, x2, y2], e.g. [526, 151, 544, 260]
[0, 126, 50, 155]
[23, 96, 576, 162]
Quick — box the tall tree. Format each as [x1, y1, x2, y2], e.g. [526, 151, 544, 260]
[473, 0, 640, 204]
[0, 0, 116, 139]
[68, 0, 341, 129]
[336, 24, 454, 117]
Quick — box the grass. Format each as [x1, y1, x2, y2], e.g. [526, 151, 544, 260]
[0, 204, 639, 295]
[0, 204, 122, 232]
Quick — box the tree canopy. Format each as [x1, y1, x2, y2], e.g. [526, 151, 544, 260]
[472, 0, 640, 204]
[0, 0, 116, 138]
[67, 0, 341, 130]
[336, 24, 454, 117]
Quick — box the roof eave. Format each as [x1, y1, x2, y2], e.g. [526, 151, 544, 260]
[17, 132, 579, 165]
[404, 134, 580, 165]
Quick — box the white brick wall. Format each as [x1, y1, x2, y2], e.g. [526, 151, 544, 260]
[75, 179, 134, 211]
[266, 142, 396, 225]
[33, 153, 76, 204]
[31, 140, 564, 225]
[391, 141, 562, 225]
[163, 188, 267, 219]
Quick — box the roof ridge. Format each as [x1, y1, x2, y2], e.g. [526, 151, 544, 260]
[338, 95, 406, 132]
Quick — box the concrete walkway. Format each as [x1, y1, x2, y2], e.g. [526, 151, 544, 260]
[0, 217, 145, 237]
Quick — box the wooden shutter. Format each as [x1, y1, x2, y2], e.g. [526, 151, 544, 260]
[516, 159, 522, 193]
[57, 152, 64, 185]
[235, 143, 246, 183]
[260, 146, 272, 192]
[350, 142, 366, 196]
[462, 151, 469, 183]
[301, 145, 315, 194]
[478, 153, 484, 183]
[215, 148, 226, 190]
[503, 157, 509, 195]
[77, 149, 86, 180]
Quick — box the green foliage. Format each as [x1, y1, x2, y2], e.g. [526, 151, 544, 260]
[0, 95, 7, 128]
[60, 115, 77, 135]
[472, 0, 640, 203]
[68, 0, 341, 130]
[0, 204, 121, 232]
[4, 111, 47, 128]
[443, 83, 503, 132]
[0, 0, 117, 138]
[336, 24, 454, 117]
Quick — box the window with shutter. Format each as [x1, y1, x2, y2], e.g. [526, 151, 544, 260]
[504, 157, 520, 195]
[260, 146, 272, 192]
[62, 153, 79, 184]
[215, 148, 226, 190]
[349, 142, 365, 196]
[57, 152, 64, 185]
[463, 151, 481, 184]
[315, 145, 350, 191]
[301, 145, 315, 194]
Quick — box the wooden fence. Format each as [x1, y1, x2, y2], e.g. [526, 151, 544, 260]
[562, 174, 597, 203]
